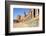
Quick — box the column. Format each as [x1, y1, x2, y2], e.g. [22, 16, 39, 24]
[32, 9, 34, 18]
[35, 9, 39, 17]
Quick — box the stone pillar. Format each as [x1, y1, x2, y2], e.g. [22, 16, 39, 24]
[31, 11, 32, 18]
[32, 9, 34, 18]
[32, 9, 36, 18]
[31, 9, 39, 18]
[38, 9, 39, 16]
[35, 9, 37, 17]
[35, 9, 39, 17]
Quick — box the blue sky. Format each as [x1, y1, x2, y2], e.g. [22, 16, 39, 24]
[13, 8, 31, 19]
